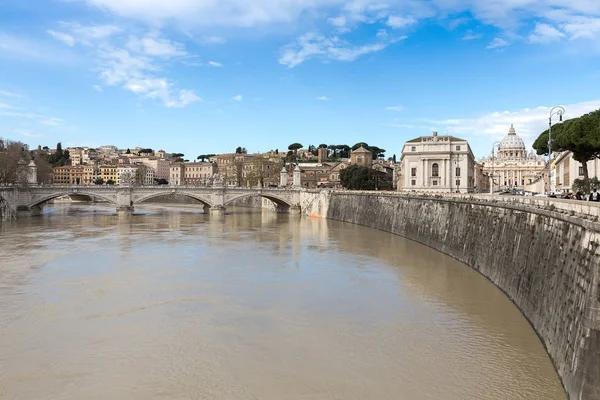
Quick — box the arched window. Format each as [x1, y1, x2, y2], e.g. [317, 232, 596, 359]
[432, 163, 439, 177]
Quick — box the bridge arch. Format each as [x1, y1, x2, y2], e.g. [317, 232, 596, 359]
[223, 192, 294, 209]
[28, 191, 118, 208]
[135, 191, 214, 208]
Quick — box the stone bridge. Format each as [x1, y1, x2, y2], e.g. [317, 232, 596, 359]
[0, 185, 304, 217]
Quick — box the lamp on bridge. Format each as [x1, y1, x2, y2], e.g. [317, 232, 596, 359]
[548, 105, 565, 195]
[490, 141, 502, 194]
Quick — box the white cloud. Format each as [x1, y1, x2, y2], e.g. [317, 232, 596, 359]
[376, 29, 388, 38]
[127, 35, 186, 58]
[529, 23, 565, 43]
[93, 85, 103, 92]
[59, 22, 121, 45]
[486, 37, 509, 49]
[383, 123, 415, 129]
[316, 95, 331, 100]
[0, 90, 24, 98]
[14, 129, 42, 138]
[201, 36, 227, 45]
[561, 16, 600, 40]
[279, 31, 402, 68]
[328, 15, 346, 27]
[0, 33, 77, 64]
[232, 94, 242, 101]
[97, 45, 201, 108]
[386, 15, 417, 29]
[0, 101, 19, 110]
[40, 117, 65, 127]
[425, 99, 600, 153]
[47, 30, 76, 46]
[207, 61, 222, 67]
[385, 105, 404, 111]
[462, 30, 482, 40]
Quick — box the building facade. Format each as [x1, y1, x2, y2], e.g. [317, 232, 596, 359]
[553, 151, 600, 193]
[480, 125, 547, 192]
[399, 131, 475, 193]
[350, 146, 373, 167]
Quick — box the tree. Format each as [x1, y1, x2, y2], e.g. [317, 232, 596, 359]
[48, 142, 70, 167]
[197, 154, 207, 162]
[0, 139, 30, 185]
[308, 144, 317, 156]
[275, 149, 279, 154]
[126, 148, 131, 154]
[94, 177, 104, 185]
[288, 143, 303, 153]
[172, 153, 184, 162]
[533, 108, 600, 189]
[235, 146, 243, 154]
[340, 164, 376, 190]
[393, 154, 397, 163]
[34, 150, 52, 184]
[573, 177, 600, 193]
[156, 178, 168, 185]
[106, 179, 116, 185]
[338, 144, 350, 158]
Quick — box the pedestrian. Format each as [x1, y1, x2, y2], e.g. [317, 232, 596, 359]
[590, 189, 600, 202]
[576, 191, 584, 201]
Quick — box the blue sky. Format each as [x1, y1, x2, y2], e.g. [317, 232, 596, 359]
[1, 0, 600, 160]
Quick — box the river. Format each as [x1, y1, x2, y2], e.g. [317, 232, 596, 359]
[0, 204, 565, 399]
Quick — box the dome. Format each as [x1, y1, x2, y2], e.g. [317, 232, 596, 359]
[499, 124, 526, 151]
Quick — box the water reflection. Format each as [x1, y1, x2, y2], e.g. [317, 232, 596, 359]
[0, 203, 565, 400]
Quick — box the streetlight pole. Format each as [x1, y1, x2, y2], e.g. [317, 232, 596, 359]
[490, 141, 501, 194]
[548, 106, 565, 194]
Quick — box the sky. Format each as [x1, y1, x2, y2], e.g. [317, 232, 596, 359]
[1, 0, 600, 160]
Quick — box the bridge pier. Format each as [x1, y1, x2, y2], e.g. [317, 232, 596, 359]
[16, 205, 41, 218]
[116, 205, 134, 215]
[209, 205, 226, 215]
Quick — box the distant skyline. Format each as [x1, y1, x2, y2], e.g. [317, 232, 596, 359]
[1, 0, 600, 160]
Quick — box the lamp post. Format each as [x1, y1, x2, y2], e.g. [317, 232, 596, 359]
[548, 106, 565, 194]
[490, 141, 501, 194]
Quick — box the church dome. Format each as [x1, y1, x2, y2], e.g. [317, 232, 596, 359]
[499, 124, 526, 151]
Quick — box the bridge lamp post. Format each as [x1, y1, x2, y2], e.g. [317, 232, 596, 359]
[490, 141, 502, 194]
[548, 106, 565, 195]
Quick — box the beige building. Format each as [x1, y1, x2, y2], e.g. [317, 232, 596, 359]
[128, 156, 170, 181]
[99, 165, 119, 184]
[350, 146, 373, 167]
[211, 153, 281, 187]
[553, 151, 600, 193]
[399, 131, 475, 193]
[182, 162, 218, 186]
[170, 163, 184, 186]
[480, 125, 547, 192]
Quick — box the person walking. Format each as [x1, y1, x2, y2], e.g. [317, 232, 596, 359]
[589, 189, 600, 202]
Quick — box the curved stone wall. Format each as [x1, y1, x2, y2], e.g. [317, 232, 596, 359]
[321, 192, 599, 400]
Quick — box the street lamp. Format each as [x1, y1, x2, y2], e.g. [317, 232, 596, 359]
[490, 141, 502, 194]
[548, 105, 565, 194]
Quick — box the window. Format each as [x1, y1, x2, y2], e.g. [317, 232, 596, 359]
[456, 145, 461, 151]
[432, 181, 438, 186]
[455, 167, 461, 177]
[432, 163, 439, 177]
[411, 167, 417, 177]
[411, 146, 416, 152]
[579, 166, 584, 176]
[411, 180, 416, 186]
[456, 180, 460, 187]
